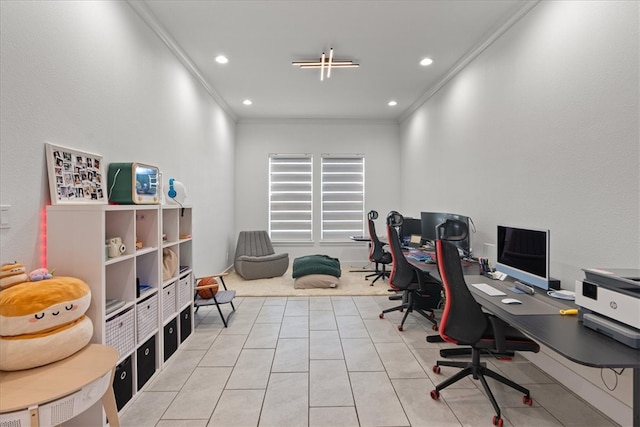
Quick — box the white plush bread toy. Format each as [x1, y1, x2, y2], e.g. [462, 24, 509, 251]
[0, 276, 93, 371]
[0, 262, 28, 290]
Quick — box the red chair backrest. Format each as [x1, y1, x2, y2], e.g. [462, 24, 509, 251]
[436, 239, 487, 345]
[386, 218, 416, 290]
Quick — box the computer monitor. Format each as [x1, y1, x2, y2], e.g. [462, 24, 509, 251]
[400, 217, 422, 241]
[420, 212, 448, 242]
[421, 211, 472, 256]
[496, 225, 550, 290]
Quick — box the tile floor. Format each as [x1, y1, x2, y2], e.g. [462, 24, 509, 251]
[120, 296, 617, 427]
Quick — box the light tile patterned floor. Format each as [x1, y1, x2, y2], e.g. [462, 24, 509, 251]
[120, 296, 617, 427]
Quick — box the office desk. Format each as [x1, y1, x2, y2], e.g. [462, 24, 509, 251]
[407, 253, 640, 424]
[464, 274, 640, 426]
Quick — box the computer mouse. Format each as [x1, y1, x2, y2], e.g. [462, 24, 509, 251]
[501, 298, 522, 305]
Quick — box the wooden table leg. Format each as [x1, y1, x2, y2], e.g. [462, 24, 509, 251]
[101, 369, 119, 427]
[29, 406, 39, 427]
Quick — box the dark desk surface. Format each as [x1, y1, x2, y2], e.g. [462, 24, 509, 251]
[464, 275, 640, 369]
[407, 258, 640, 369]
[407, 251, 640, 424]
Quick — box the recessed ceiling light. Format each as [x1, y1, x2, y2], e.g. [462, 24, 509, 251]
[215, 55, 229, 64]
[242, 99, 252, 106]
[420, 57, 433, 66]
[388, 100, 398, 107]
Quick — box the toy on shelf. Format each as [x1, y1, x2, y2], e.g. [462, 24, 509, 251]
[28, 267, 54, 281]
[0, 262, 28, 290]
[106, 236, 126, 258]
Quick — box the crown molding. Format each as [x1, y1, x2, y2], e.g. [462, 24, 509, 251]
[127, 0, 238, 123]
[237, 117, 399, 126]
[398, 0, 541, 123]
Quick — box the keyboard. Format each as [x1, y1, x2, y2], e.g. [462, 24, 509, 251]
[407, 253, 436, 264]
[471, 283, 507, 296]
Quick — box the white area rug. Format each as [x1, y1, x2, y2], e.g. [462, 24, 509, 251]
[221, 266, 392, 297]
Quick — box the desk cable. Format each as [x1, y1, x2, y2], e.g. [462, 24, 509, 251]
[600, 367, 625, 391]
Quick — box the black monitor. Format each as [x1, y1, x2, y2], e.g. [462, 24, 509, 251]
[421, 211, 472, 256]
[420, 212, 448, 242]
[496, 225, 550, 290]
[400, 217, 422, 241]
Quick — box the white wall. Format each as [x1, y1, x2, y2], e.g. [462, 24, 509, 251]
[235, 119, 401, 264]
[399, 1, 639, 425]
[0, 1, 236, 275]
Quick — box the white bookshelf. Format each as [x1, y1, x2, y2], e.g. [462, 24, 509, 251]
[46, 204, 193, 426]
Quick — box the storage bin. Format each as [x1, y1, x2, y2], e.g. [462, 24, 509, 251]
[136, 293, 158, 342]
[162, 282, 176, 321]
[137, 335, 156, 390]
[177, 273, 192, 308]
[112, 355, 133, 411]
[179, 306, 192, 343]
[163, 317, 178, 362]
[105, 308, 135, 359]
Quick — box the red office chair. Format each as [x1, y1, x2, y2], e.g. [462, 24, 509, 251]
[365, 210, 392, 285]
[379, 211, 441, 331]
[430, 238, 540, 427]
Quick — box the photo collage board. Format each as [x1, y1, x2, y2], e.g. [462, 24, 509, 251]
[45, 143, 107, 205]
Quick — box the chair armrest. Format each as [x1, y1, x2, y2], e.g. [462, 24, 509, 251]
[412, 266, 441, 291]
[195, 284, 218, 290]
[195, 272, 229, 281]
[487, 315, 509, 353]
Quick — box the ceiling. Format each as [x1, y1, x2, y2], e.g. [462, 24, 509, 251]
[140, 0, 533, 121]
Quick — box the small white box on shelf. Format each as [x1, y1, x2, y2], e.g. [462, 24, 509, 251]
[177, 274, 192, 308]
[136, 293, 158, 342]
[106, 308, 135, 359]
[162, 282, 176, 321]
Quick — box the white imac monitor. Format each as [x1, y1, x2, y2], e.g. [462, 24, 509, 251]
[496, 225, 551, 290]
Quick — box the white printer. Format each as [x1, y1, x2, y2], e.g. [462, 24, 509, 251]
[576, 268, 640, 348]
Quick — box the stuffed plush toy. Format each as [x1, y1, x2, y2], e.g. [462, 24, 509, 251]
[0, 262, 28, 290]
[0, 276, 93, 371]
[27, 268, 53, 281]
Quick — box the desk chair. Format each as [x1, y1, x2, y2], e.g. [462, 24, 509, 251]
[379, 211, 441, 331]
[430, 239, 539, 427]
[365, 210, 392, 285]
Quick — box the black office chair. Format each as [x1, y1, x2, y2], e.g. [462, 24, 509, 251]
[379, 211, 441, 331]
[430, 239, 540, 427]
[425, 218, 471, 352]
[365, 210, 392, 285]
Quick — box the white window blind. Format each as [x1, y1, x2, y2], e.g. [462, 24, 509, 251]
[269, 155, 313, 241]
[321, 155, 365, 241]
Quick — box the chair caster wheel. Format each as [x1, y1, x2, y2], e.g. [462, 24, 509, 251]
[399, 308, 404, 312]
[432, 365, 441, 374]
[432, 325, 438, 331]
[397, 325, 403, 331]
[492, 415, 503, 426]
[428, 312, 435, 319]
[430, 390, 440, 400]
[379, 313, 384, 319]
[523, 395, 533, 406]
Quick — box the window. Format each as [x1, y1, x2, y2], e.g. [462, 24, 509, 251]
[269, 155, 313, 241]
[321, 155, 365, 241]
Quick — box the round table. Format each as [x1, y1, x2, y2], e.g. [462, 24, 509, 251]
[0, 344, 120, 427]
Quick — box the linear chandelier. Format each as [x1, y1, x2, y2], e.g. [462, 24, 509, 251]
[292, 48, 359, 81]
